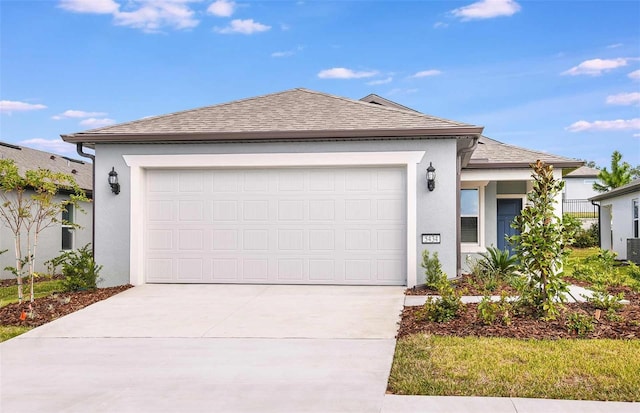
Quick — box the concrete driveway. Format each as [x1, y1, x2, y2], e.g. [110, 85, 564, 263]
[0, 284, 405, 413]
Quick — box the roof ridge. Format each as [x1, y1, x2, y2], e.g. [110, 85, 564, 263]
[297, 88, 475, 127]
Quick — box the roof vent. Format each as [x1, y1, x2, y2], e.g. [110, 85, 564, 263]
[50, 155, 56, 160]
[71, 169, 78, 174]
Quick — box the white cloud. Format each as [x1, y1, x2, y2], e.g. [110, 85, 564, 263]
[433, 21, 448, 29]
[18, 138, 77, 155]
[451, 0, 521, 21]
[0, 100, 47, 114]
[317, 67, 378, 79]
[606, 92, 640, 106]
[634, 133, 640, 138]
[387, 88, 419, 96]
[271, 50, 294, 58]
[114, 1, 199, 32]
[410, 69, 442, 78]
[629, 70, 640, 80]
[271, 46, 303, 58]
[207, 0, 235, 17]
[367, 77, 393, 85]
[566, 118, 640, 132]
[562, 58, 628, 76]
[79, 118, 116, 127]
[215, 19, 271, 34]
[58, 0, 119, 14]
[52, 109, 108, 120]
[607, 43, 623, 49]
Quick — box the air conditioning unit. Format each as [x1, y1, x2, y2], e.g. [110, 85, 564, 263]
[628, 238, 640, 264]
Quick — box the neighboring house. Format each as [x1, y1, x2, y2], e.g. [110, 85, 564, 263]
[0, 142, 93, 279]
[590, 179, 640, 262]
[61, 88, 581, 288]
[562, 166, 600, 223]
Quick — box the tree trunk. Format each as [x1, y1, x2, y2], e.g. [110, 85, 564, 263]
[14, 235, 23, 304]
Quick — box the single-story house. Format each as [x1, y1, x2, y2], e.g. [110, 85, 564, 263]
[563, 165, 601, 200]
[590, 179, 640, 263]
[61, 88, 581, 288]
[0, 142, 93, 278]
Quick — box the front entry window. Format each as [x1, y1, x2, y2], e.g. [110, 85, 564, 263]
[461, 189, 479, 243]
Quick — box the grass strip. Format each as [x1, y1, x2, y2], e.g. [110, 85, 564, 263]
[389, 334, 640, 402]
[0, 326, 32, 342]
[0, 279, 64, 307]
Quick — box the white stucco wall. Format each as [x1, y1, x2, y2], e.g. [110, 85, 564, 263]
[93, 139, 461, 287]
[0, 193, 92, 279]
[564, 177, 600, 200]
[598, 190, 640, 260]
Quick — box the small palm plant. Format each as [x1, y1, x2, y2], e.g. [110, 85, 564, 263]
[477, 246, 518, 289]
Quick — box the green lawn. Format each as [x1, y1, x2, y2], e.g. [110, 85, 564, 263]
[389, 335, 640, 402]
[0, 326, 32, 342]
[0, 279, 64, 307]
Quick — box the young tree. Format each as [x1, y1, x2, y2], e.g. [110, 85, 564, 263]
[0, 159, 89, 303]
[509, 160, 569, 319]
[593, 150, 633, 193]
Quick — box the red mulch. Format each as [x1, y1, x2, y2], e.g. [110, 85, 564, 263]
[405, 273, 518, 296]
[398, 289, 640, 340]
[0, 285, 132, 327]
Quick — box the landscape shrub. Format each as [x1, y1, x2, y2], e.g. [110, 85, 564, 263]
[477, 246, 518, 287]
[584, 290, 624, 312]
[421, 250, 444, 289]
[418, 276, 462, 323]
[566, 313, 595, 337]
[47, 244, 102, 292]
[477, 293, 513, 326]
[573, 223, 599, 248]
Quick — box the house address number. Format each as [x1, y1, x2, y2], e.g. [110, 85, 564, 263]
[422, 234, 441, 244]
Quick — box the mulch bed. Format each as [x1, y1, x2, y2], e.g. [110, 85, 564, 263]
[398, 290, 640, 340]
[0, 285, 132, 327]
[405, 273, 518, 296]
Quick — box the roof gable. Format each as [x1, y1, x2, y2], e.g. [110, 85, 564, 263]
[62, 88, 483, 143]
[590, 179, 640, 201]
[565, 165, 600, 178]
[0, 142, 93, 192]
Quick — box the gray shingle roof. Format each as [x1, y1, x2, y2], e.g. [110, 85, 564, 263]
[590, 179, 640, 201]
[62, 88, 482, 143]
[565, 165, 600, 178]
[0, 142, 92, 192]
[467, 136, 582, 169]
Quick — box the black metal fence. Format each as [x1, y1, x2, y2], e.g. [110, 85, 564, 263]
[562, 199, 599, 218]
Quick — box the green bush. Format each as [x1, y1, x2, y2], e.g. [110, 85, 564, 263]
[477, 293, 513, 326]
[585, 290, 624, 311]
[573, 223, 599, 248]
[566, 313, 595, 337]
[421, 250, 444, 289]
[477, 246, 518, 281]
[628, 262, 640, 282]
[418, 277, 462, 323]
[47, 244, 102, 292]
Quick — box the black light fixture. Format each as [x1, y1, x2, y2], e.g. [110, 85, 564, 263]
[108, 167, 120, 195]
[426, 162, 436, 191]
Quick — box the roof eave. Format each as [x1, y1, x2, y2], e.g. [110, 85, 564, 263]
[465, 160, 584, 169]
[61, 127, 484, 144]
[590, 182, 640, 201]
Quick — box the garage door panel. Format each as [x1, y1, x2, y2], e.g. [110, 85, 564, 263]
[144, 167, 406, 285]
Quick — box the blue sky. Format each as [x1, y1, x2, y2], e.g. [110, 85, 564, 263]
[1, 0, 639, 167]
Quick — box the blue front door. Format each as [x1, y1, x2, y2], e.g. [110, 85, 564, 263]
[497, 199, 522, 254]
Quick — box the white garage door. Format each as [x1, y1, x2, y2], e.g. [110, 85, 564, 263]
[144, 167, 406, 285]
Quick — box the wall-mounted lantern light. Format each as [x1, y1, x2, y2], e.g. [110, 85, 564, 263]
[426, 162, 436, 191]
[108, 167, 120, 195]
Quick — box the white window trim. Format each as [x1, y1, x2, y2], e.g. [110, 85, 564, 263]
[61, 204, 75, 251]
[460, 184, 486, 254]
[124, 151, 426, 287]
[633, 198, 639, 238]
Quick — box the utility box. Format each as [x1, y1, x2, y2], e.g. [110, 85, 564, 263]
[627, 238, 640, 264]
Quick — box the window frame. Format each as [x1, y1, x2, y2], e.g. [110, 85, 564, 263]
[633, 198, 639, 239]
[460, 184, 485, 253]
[61, 203, 75, 251]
